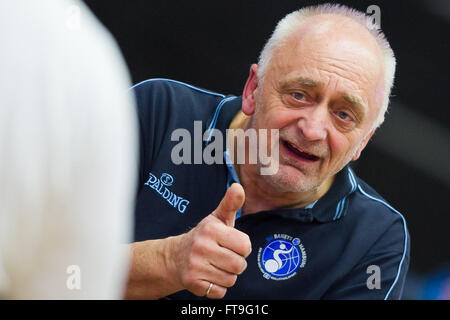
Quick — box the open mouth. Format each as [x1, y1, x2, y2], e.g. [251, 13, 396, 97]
[282, 140, 320, 162]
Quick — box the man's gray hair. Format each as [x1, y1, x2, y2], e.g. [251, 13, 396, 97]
[257, 3, 396, 129]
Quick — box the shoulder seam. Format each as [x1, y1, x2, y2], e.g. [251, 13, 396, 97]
[205, 96, 237, 143]
[356, 184, 409, 300]
[129, 78, 225, 98]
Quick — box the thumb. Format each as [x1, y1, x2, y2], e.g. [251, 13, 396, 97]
[211, 183, 245, 227]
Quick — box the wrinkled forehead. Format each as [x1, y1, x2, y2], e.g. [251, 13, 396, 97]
[273, 15, 384, 79]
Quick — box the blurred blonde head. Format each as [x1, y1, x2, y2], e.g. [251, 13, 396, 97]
[0, 0, 137, 299]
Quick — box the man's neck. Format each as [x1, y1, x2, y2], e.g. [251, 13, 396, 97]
[227, 110, 334, 215]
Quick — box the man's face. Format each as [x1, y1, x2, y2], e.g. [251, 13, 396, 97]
[245, 18, 385, 193]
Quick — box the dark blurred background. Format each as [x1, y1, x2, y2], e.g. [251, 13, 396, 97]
[83, 0, 450, 299]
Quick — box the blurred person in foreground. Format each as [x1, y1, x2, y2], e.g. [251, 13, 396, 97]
[0, 0, 137, 299]
[126, 4, 410, 300]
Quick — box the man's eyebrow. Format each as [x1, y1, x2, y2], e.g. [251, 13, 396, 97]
[280, 76, 323, 89]
[342, 93, 367, 119]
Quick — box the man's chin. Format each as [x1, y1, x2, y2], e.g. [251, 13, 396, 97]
[260, 164, 320, 193]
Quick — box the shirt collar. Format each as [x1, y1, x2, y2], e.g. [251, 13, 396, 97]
[307, 165, 358, 222]
[205, 95, 241, 145]
[207, 95, 358, 223]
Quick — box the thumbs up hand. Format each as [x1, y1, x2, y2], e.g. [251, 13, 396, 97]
[168, 183, 252, 299]
[211, 182, 245, 227]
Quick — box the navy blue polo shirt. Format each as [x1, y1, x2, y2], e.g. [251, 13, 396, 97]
[131, 78, 410, 300]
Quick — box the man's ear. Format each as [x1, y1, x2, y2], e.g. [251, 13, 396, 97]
[242, 64, 259, 116]
[352, 129, 376, 161]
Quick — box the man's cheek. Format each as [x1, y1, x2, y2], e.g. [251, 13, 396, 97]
[268, 110, 299, 130]
[325, 142, 346, 171]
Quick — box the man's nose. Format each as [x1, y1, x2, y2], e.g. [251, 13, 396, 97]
[296, 104, 328, 141]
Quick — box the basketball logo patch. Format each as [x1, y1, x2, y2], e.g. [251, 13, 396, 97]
[257, 234, 307, 280]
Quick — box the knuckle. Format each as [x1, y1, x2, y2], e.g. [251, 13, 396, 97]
[243, 234, 252, 256]
[224, 274, 238, 287]
[201, 220, 214, 234]
[191, 237, 208, 256]
[230, 256, 246, 274]
[238, 235, 252, 258]
[190, 237, 201, 253]
[199, 220, 219, 239]
[216, 287, 227, 299]
[230, 230, 252, 256]
[239, 258, 248, 274]
[243, 233, 251, 247]
[183, 261, 202, 285]
[186, 257, 197, 271]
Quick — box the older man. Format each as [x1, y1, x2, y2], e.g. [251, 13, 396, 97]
[126, 4, 410, 300]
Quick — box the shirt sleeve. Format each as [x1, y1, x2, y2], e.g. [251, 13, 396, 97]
[131, 79, 175, 191]
[323, 217, 410, 300]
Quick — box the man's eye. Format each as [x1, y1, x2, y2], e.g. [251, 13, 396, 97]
[292, 92, 305, 100]
[337, 111, 351, 120]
